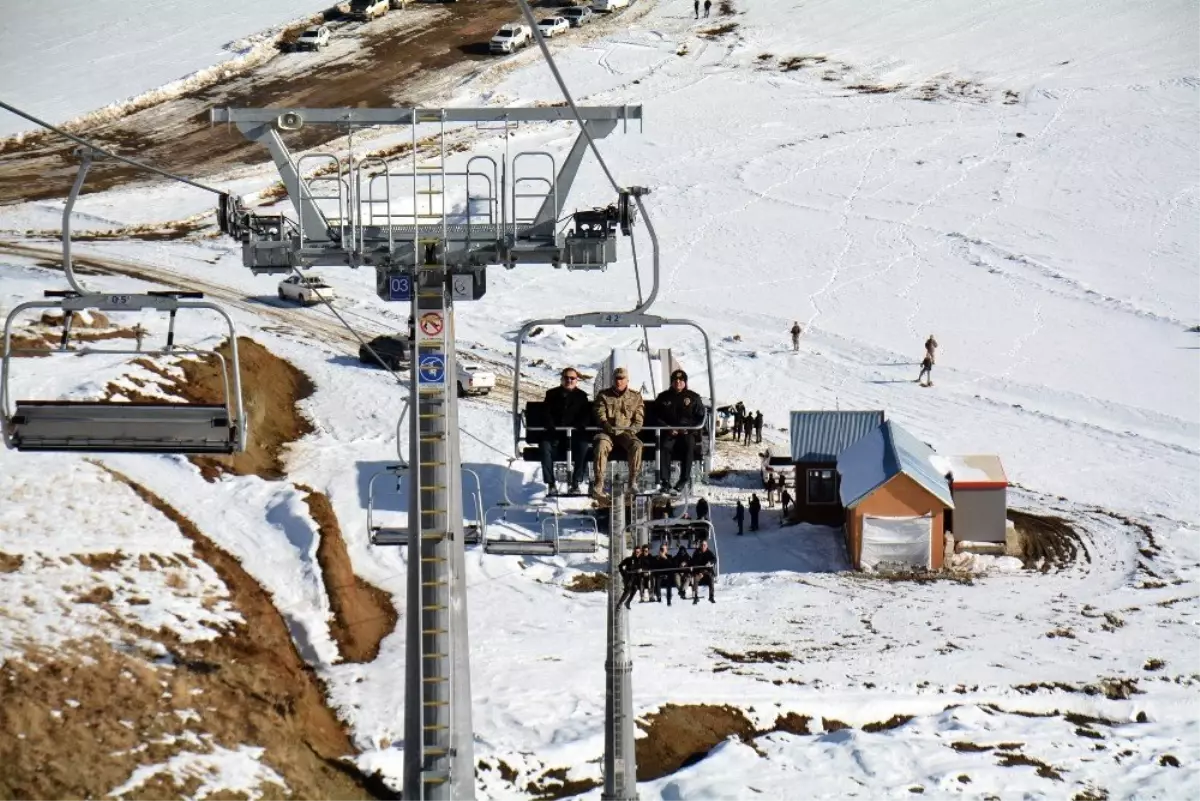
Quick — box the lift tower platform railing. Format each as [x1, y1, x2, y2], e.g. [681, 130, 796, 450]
[210, 103, 641, 801]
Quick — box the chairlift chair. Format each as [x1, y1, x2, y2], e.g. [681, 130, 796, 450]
[648, 517, 719, 578]
[510, 313, 717, 495]
[368, 464, 486, 546]
[1, 291, 247, 454]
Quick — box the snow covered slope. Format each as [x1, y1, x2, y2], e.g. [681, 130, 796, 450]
[0, 0, 1197, 798]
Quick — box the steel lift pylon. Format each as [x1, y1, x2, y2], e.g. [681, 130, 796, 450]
[211, 103, 642, 800]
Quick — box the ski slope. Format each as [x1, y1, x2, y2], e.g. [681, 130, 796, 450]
[0, 0, 1197, 798]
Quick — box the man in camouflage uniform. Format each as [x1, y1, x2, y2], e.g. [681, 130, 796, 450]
[592, 366, 644, 500]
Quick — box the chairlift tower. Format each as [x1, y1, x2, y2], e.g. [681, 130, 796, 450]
[210, 104, 641, 800]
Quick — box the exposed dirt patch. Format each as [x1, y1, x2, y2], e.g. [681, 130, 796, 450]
[39, 311, 111, 329]
[822, 717, 851, 733]
[565, 572, 609, 593]
[1, 466, 384, 801]
[779, 54, 828, 72]
[771, 712, 812, 735]
[712, 648, 793, 664]
[524, 766, 601, 800]
[995, 752, 1064, 781]
[847, 83, 907, 95]
[74, 551, 126, 571]
[699, 23, 739, 39]
[862, 714, 913, 732]
[635, 704, 756, 781]
[718, 0, 736, 15]
[1007, 509, 1083, 571]
[299, 485, 397, 663]
[0, 552, 24, 572]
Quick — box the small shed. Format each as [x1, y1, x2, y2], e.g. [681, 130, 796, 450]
[838, 421, 954, 571]
[789, 410, 885, 525]
[943, 455, 1008, 543]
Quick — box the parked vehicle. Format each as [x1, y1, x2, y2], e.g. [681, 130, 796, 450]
[490, 23, 533, 54]
[277, 274, 336, 305]
[537, 16, 570, 38]
[561, 6, 595, 27]
[295, 25, 331, 51]
[591, 0, 630, 12]
[457, 363, 496, 397]
[359, 335, 410, 370]
[349, 0, 389, 21]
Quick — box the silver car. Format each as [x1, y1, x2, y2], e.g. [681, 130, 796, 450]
[561, 6, 594, 27]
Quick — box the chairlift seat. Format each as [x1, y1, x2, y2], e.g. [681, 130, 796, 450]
[483, 539, 559, 557]
[371, 527, 410, 546]
[9, 400, 239, 454]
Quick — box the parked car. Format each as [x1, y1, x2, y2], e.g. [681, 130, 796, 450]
[295, 25, 331, 51]
[537, 16, 570, 37]
[561, 6, 595, 27]
[457, 363, 496, 397]
[348, 0, 389, 21]
[359, 335, 410, 370]
[591, 0, 630, 11]
[490, 23, 533, 54]
[277, 274, 336, 305]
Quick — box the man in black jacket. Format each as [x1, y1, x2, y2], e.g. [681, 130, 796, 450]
[618, 546, 642, 610]
[539, 366, 591, 495]
[654, 369, 706, 492]
[753, 410, 764, 444]
[691, 540, 717, 603]
[638, 544, 658, 602]
[671, 544, 691, 602]
[695, 496, 710, 521]
[749, 493, 762, 531]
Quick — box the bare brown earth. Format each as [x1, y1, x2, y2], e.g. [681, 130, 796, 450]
[300, 485, 399, 663]
[0, 0, 539, 204]
[0, 467, 386, 801]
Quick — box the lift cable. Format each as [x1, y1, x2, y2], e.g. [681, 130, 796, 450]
[0, 100, 225, 196]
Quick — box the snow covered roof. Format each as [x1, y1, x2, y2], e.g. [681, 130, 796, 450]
[789, 410, 885, 463]
[945, 454, 1008, 488]
[837, 421, 955, 509]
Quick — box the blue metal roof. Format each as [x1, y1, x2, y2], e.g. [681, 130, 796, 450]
[789, 410, 885, 463]
[837, 420, 954, 509]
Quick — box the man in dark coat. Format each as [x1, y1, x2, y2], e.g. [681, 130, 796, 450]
[636, 544, 656, 602]
[654, 369, 706, 492]
[618, 546, 642, 609]
[539, 366, 591, 495]
[753, 410, 764, 444]
[691, 540, 717, 603]
[748, 493, 761, 531]
[790, 321, 803, 351]
[781, 486, 793, 516]
[765, 473, 776, 507]
[917, 354, 933, 387]
[695, 496, 710, 521]
[733, 500, 745, 535]
[651, 544, 672, 602]
[743, 415, 754, 446]
[671, 544, 691, 602]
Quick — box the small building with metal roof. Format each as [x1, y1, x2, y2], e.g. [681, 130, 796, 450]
[788, 410, 885, 525]
[941, 454, 1009, 543]
[837, 421, 954, 571]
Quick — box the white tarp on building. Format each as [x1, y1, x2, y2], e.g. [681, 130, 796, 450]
[861, 515, 932, 570]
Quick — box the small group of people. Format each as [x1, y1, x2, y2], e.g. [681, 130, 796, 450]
[618, 540, 717, 607]
[693, 0, 712, 19]
[731, 494, 762, 535]
[728, 401, 763, 445]
[764, 472, 792, 515]
[538, 365, 706, 500]
[917, 334, 938, 387]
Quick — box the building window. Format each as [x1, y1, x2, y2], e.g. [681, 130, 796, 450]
[806, 469, 837, 505]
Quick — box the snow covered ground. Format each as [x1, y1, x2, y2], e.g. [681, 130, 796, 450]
[1, 0, 1198, 798]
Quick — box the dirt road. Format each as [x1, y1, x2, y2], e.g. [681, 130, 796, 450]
[0, 0, 530, 204]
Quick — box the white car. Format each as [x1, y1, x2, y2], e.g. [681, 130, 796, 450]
[490, 23, 533, 54]
[537, 17, 570, 38]
[278, 274, 336, 305]
[591, 0, 630, 12]
[295, 25, 331, 51]
[457, 363, 495, 397]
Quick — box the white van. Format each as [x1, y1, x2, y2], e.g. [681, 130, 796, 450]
[591, 0, 631, 12]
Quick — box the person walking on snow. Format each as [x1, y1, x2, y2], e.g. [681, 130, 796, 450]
[733, 500, 745, 535]
[703, 0, 712, 18]
[790, 321, 803, 351]
[917, 354, 934, 387]
[618, 547, 642, 610]
[749, 493, 762, 531]
[743, 415, 755, 446]
[693, 0, 699, 18]
[765, 473, 776, 507]
[753, 410, 764, 444]
[925, 334, 938, 364]
[781, 486, 793, 517]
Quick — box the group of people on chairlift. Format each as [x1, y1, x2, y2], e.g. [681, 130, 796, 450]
[539, 364, 705, 501]
[618, 540, 718, 607]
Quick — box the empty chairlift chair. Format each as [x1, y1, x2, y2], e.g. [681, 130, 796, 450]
[1, 291, 246, 454]
[368, 465, 486, 546]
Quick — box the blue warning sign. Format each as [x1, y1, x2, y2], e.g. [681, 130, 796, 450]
[418, 353, 446, 385]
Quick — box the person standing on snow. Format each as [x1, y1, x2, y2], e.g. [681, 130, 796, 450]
[748, 493, 762, 531]
[743, 415, 754, 446]
[618, 546, 642, 610]
[917, 354, 934, 387]
[733, 499, 745, 535]
[790, 321, 803, 351]
[753, 410, 764, 444]
[693, 0, 699, 18]
[781, 486, 793, 517]
[695, 496, 710, 521]
[765, 473, 776, 507]
[703, 0, 712, 18]
[925, 334, 938, 364]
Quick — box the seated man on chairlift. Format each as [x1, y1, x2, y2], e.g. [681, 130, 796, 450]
[592, 366, 644, 500]
[654, 369, 706, 493]
[541, 366, 592, 496]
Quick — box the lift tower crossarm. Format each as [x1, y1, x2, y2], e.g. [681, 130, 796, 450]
[209, 106, 643, 126]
